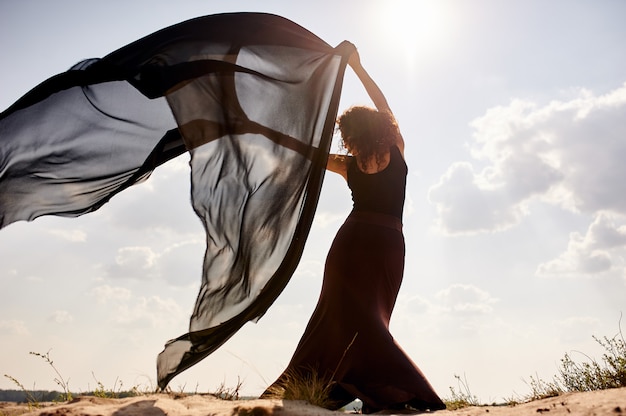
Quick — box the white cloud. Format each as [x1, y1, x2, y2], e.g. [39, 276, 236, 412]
[390, 285, 502, 341]
[537, 211, 626, 278]
[110, 295, 185, 328]
[553, 316, 602, 343]
[91, 285, 132, 304]
[49, 310, 74, 324]
[106, 240, 204, 285]
[90, 284, 185, 328]
[402, 294, 432, 315]
[0, 319, 29, 335]
[554, 315, 600, 329]
[429, 83, 626, 278]
[312, 211, 345, 228]
[394, 284, 499, 319]
[157, 240, 205, 286]
[47, 228, 87, 242]
[429, 83, 626, 235]
[104, 156, 201, 235]
[107, 246, 159, 280]
[428, 161, 529, 234]
[116, 246, 157, 269]
[435, 283, 499, 315]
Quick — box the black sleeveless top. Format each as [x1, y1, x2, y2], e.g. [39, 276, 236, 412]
[347, 146, 407, 219]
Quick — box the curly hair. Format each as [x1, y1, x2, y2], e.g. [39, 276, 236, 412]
[336, 106, 401, 169]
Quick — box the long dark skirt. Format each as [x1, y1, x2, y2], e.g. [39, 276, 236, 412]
[263, 211, 445, 412]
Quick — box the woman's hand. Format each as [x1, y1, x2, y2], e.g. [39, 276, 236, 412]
[334, 40, 363, 72]
[334, 40, 357, 61]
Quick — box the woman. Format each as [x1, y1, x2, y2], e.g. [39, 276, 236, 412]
[262, 49, 446, 413]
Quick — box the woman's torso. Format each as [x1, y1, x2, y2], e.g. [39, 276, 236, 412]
[347, 146, 407, 219]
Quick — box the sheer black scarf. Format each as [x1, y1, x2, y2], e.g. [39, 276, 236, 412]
[0, 12, 354, 388]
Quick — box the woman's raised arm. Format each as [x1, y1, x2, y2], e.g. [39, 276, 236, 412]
[347, 48, 405, 153]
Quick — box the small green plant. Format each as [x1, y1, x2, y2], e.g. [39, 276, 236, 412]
[501, 393, 522, 407]
[211, 377, 244, 401]
[557, 331, 626, 391]
[3, 349, 73, 408]
[91, 372, 125, 398]
[443, 373, 480, 410]
[3, 374, 41, 411]
[523, 372, 563, 401]
[29, 350, 72, 402]
[4, 349, 151, 407]
[522, 316, 626, 402]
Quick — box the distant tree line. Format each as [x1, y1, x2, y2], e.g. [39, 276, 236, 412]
[0, 389, 64, 403]
[0, 389, 140, 403]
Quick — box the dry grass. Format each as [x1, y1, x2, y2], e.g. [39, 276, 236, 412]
[262, 366, 337, 409]
[444, 317, 626, 409]
[443, 374, 480, 410]
[263, 333, 358, 409]
[524, 325, 626, 401]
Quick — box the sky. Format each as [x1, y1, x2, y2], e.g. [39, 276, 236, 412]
[1, 0, 625, 403]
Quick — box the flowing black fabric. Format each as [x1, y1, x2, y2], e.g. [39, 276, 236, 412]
[0, 13, 352, 389]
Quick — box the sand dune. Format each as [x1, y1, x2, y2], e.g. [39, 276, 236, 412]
[1, 387, 624, 416]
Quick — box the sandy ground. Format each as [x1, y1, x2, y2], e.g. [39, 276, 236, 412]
[0, 387, 624, 416]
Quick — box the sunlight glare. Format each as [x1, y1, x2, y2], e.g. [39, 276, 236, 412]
[378, 0, 452, 67]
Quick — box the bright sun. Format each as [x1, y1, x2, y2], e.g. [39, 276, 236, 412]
[378, 0, 452, 63]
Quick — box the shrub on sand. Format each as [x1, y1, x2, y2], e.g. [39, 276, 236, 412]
[557, 331, 626, 391]
[526, 318, 626, 401]
[443, 374, 480, 410]
[262, 367, 336, 409]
